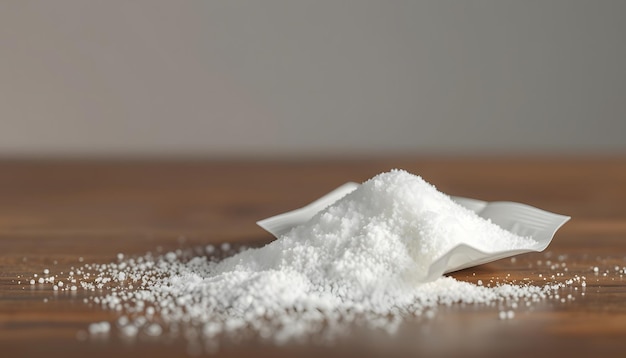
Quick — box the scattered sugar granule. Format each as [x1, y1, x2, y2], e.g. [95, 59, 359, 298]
[121, 324, 139, 337]
[145, 323, 163, 336]
[205, 245, 215, 254]
[498, 310, 515, 320]
[88, 321, 110, 335]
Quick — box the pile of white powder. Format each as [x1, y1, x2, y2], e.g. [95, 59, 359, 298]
[33, 170, 577, 350]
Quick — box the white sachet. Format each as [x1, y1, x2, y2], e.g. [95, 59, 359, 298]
[258, 170, 570, 282]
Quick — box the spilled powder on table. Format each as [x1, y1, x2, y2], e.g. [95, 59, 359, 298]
[31, 170, 581, 350]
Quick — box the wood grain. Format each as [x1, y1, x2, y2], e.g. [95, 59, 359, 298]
[1, 157, 625, 357]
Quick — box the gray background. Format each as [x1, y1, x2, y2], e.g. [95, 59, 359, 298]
[1, 0, 625, 158]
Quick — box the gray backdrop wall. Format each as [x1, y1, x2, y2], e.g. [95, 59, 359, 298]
[1, 1, 625, 157]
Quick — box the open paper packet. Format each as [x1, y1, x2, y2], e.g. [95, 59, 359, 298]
[257, 182, 570, 280]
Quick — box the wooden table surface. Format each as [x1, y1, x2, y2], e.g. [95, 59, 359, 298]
[1, 157, 625, 357]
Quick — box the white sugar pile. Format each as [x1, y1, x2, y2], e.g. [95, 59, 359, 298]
[55, 170, 568, 347]
[246, 169, 537, 284]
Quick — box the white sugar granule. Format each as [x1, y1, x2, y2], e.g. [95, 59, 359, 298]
[39, 170, 570, 349]
[88, 321, 111, 335]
